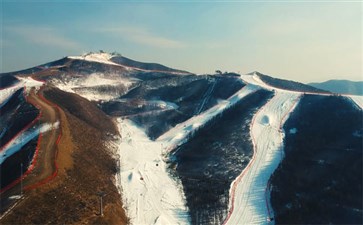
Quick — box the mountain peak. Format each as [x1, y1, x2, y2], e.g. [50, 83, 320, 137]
[246, 71, 263, 76]
[67, 51, 191, 75]
[68, 51, 119, 66]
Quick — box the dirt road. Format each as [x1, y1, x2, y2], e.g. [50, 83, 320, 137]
[23, 88, 60, 189]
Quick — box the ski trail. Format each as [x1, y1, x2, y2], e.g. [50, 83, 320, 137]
[224, 91, 301, 225]
[194, 78, 216, 115]
[115, 119, 190, 225]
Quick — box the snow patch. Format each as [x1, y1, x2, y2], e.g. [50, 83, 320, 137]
[68, 52, 120, 67]
[8, 195, 22, 200]
[17, 76, 44, 89]
[148, 100, 179, 110]
[0, 83, 22, 107]
[240, 73, 272, 91]
[51, 73, 134, 101]
[1, 77, 44, 107]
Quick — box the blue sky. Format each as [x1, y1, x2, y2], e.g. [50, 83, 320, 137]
[1, 1, 362, 82]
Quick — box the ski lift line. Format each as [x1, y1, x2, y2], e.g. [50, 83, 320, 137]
[195, 79, 217, 115]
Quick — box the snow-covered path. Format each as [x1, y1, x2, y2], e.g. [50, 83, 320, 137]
[115, 119, 190, 225]
[224, 91, 301, 225]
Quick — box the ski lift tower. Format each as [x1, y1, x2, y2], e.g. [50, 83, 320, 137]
[97, 191, 106, 217]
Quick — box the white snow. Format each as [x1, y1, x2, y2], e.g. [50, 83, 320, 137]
[224, 91, 301, 225]
[0, 83, 22, 108]
[114, 119, 190, 225]
[1, 77, 44, 108]
[68, 52, 121, 67]
[51, 73, 134, 101]
[148, 100, 179, 110]
[8, 195, 22, 200]
[68, 52, 190, 75]
[0, 122, 59, 165]
[17, 76, 44, 89]
[240, 74, 273, 91]
[349, 95, 363, 109]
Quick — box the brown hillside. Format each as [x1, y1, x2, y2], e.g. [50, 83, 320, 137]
[1, 86, 127, 225]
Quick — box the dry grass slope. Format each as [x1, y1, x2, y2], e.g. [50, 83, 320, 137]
[1, 86, 127, 225]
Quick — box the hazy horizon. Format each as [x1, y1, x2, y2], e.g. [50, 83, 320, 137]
[1, 1, 362, 83]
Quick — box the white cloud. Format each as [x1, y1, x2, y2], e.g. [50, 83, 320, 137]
[5, 26, 81, 50]
[100, 26, 186, 49]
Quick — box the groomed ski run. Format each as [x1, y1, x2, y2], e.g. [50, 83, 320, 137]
[223, 90, 301, 225]
[113, 84, 261, 225]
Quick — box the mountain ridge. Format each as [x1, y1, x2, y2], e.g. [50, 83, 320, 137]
[1, 52, 362, 225]
[308, 79, 363, 96]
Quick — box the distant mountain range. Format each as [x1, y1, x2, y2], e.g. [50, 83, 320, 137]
[309, 79, 363, 96]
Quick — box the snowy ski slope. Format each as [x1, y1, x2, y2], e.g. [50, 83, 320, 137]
[223, 90, 301, 225]
[115, 119, 190, 225]
[219, 74, 302, 224]
[114, 83, 260, 225]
